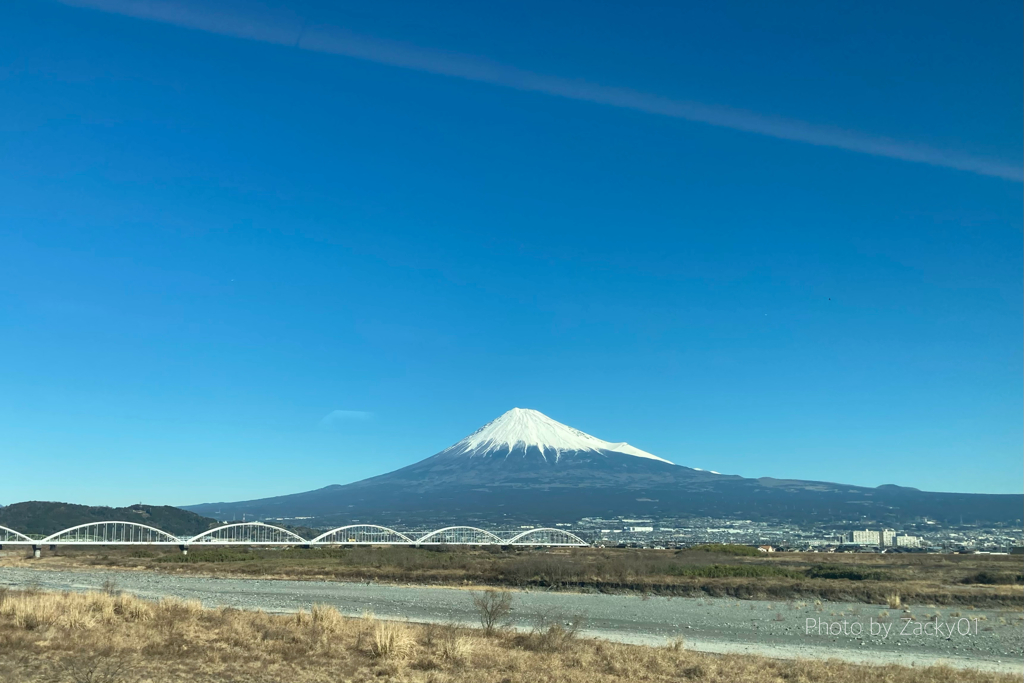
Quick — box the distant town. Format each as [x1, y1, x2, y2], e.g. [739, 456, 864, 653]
[566, 517, 1024, 553]
[256, 513, 1024, 554]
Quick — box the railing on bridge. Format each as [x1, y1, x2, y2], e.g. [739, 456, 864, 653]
[41, 522, 181, 545]
[1, 526, 33, 544]
[416, 526, 505, 545]
[0, 521, 588, 548]
[188, 522, 307, 545]
[505, 528, 587, 546]
[310, 525, 414, 545]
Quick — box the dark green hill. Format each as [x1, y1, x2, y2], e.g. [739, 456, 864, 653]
[0, 501, 219, 537]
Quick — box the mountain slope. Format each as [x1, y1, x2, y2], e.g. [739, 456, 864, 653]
[0, 501, 220, 537]
[184, 408, 1023, 526]
[438, 407, 673, 464]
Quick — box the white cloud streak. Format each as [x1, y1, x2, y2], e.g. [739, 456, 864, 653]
[60, 0, 1022, 182]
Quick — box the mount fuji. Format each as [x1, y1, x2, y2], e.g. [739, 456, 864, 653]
[184, 408, 1022, 526]
[433, 407, 676, 465]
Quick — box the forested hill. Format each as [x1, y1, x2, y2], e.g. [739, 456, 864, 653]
[0, 501, 219, 537]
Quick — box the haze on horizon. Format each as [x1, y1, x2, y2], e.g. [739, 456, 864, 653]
[1, 0, 1021, 507]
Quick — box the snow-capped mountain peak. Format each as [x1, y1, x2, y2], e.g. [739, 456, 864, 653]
[440, 407, 674, 464]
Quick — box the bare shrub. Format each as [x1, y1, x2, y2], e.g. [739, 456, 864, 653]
[887, 593, 902, 609]
[471, 590, 513, 635]
[58, 652, 135, 683]
[664, 637, 685, 652]
[100, 579, 121, 596]
[421, 622, 440, 647]
[519, 610, 587, 652]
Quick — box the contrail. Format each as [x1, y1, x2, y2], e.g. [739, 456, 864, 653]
[59, 0, 1023, 182]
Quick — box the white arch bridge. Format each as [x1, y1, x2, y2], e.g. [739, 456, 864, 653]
[0, 522, 587, 553]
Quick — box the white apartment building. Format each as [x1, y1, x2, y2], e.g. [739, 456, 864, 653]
[895, 535, 922, 548]
[848, 529, 880, 545]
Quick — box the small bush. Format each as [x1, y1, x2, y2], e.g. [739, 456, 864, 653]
[58, 652, 135, 683]
[157, 549, 256, 564]
[666, 564, 802, 579]
[517, 612, 586, 652]
[806, 564, 892, 581]
[471, 590, 513, 635]
[960, 571, 1021, 585]
[113, 594, 153, 622]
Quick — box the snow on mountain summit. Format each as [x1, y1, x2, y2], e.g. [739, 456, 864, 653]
[441, 408, 674, 464]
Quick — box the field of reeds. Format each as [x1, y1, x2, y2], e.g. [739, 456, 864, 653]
[6, 545, 1021, 607]
[0, 586, 1017, 683]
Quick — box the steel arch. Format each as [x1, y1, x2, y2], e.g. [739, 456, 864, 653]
[0, 525, 34, 544]
[505, 528, 587, 546]
[41, 521, 181, 544]
[310, 525, 414, 544]
[187, 522, 307, 545]
[2, 523, 591, 547]
[416, 526, 504, 545]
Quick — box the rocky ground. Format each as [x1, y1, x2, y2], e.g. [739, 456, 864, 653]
[2, 567, 1021, 674]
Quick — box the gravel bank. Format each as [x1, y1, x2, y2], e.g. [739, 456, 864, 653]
[2, 567, 1021, 674]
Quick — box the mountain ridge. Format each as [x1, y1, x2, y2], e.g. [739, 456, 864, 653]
[183, 409, 1022, 526]
[0, 501, 220, 537]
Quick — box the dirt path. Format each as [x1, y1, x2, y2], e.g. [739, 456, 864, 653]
[2, 567, 1021, 674]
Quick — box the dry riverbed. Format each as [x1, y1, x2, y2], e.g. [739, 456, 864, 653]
[2, 566, 1021, 674]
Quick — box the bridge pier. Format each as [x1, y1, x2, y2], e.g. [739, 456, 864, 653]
[33, 545, 41, 559]
[179, 545, 189, 556]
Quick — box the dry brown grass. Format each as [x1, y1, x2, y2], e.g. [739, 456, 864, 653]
[0, 587, 1016, 683]
[369, 618, 414, 659]
[437, 625, 473, 665]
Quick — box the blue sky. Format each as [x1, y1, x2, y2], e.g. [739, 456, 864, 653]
[1, 0, 1021, 506]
